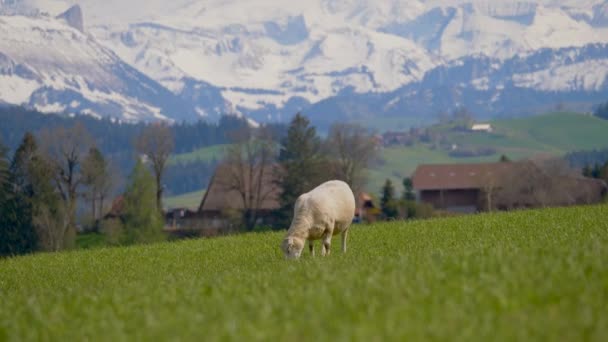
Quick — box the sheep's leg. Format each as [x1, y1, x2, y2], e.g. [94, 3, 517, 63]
[321, 220, 335, 257]
[341, 228, 349, 253]
[322, 233, 332, 256]
[309, 240, 315, 257]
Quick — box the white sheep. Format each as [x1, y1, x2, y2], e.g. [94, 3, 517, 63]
[281, 180, 356, 259]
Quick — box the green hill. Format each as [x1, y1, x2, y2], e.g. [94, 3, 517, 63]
[2, 205, 607, 340]
[368, 112, 608, 194]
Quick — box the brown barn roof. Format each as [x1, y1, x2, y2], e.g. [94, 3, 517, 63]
[412, 162, 525, 190]
[198, 163, 281, 212]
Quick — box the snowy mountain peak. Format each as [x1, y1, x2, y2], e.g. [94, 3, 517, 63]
[1, 0, 608, 124]
[56, 4, 83, 32]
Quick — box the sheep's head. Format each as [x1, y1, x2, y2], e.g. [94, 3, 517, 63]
[281, 237, 304, 259]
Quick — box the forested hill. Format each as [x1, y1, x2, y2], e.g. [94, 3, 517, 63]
[0, 106, 263, 154]
[0, 106, 286, 197]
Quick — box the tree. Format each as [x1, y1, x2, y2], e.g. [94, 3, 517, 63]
[480, 169, 500, 211]
[223, 127, 277, 231]
[452, 106, 474, 129]
[39, 123, 94, 248]
[402, 177, 416, 201]
[1, 140, 38, 256]
[11, 133, 65, 252]
[594, 101, 608, 120]
[400, 176, 419, 219]
[499, 154, 511, 162]
[494, 159, 585, 210]
[582, 164, 593, 178]
[275, 113, 327, 227]
[0, 133, 67, 255]
[0, 140, 7, 186]
[325, 123, 377, 194]
[82, 147, 113, 221]
[135, 123, 174, 212]
[380, 179, 399, 220]
[599, 161, 608, 183]
[122, 160, 165, 244]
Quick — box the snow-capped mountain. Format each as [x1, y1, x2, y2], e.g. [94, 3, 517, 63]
[306, 43, 608, 127]
[1, 0, 608, 124]
[0, 8, 223, 121]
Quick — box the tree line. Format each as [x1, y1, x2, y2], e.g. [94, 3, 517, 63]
[0, 106, 284, 196]
[594, 101, 608, 120]
[0, 122, 181, 256]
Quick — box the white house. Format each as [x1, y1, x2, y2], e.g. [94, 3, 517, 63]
[471, 123, 493, 132]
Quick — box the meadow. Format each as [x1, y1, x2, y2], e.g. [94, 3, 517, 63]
[1, 204, 607, 341]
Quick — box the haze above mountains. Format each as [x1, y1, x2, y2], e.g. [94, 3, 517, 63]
[1, 0, 608, 126]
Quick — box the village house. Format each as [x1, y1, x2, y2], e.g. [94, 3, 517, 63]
[381, 131, 410, 146]
[185, 163, 282, 234]
[470, 123, 493, 132]
[412, 161, 607, 213]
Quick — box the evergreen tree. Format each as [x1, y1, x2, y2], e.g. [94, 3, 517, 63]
[592, 163, 602, 178]
[600, 161, 608, 183]
[275, 113, 326, 227]
[380, 179, 398, 220]
[594, 101, 608, 120]
[122, 160, 165, 244]
[402, 177, 416, 201]
[582, 164, 593, 177]
[0, 142, 7, 186]
[0, 136, 38, 256]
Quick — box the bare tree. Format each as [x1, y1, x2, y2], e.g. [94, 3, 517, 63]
[480, 171, 500, 211]
[494, 158, 586, 210]
[222, 127, 277, 230]
[32, 204, 68, 252]
[135, 123, 174, 212]
[39, 123, 94, 248]
[325, 123, 377, 194]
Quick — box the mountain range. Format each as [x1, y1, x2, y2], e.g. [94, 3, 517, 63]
[1, 0, 608, 127]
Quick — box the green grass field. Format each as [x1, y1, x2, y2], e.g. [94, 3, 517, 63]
[164, 189, 206, 210]
[1, 205, 607, 340]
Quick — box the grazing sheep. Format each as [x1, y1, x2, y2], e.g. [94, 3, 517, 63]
[281, 180, 356, 259]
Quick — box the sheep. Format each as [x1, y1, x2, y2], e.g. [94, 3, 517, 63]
[281, 180, 356, 259]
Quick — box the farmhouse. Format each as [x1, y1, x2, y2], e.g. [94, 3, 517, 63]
[412, 162, 607, 213]
[471, 123, 493, 132]
[191, 163, 281, 232]
[381, 131, 410, 146]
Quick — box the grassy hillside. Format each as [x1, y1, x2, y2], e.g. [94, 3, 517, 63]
[368, 112, 608, 193]
[1, 205, 607, 340]
[169, 144, 229, 165]
[164, 189, 206, 210]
